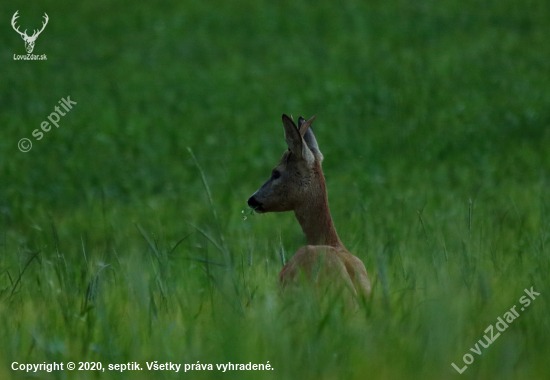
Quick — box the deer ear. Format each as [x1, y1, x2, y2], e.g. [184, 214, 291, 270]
[282, 114, 302, 157]
[282, 114, 314, 165]
[298, 115, 323, 162]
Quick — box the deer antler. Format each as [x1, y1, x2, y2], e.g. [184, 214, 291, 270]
[11, 11, 48, 39]
[31, 13, 49, 38]
[298, 115, 317, 136]
[11, 11, 27, 38]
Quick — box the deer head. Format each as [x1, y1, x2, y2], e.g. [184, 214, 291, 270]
[248, 114, 324, 214]
[248, 114, 371, 297]
[12, 11, 49, 54]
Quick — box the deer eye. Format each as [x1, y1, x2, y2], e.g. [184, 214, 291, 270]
[272, 170, 281, 180]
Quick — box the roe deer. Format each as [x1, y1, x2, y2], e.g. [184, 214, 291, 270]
[248, 114, 371, 299]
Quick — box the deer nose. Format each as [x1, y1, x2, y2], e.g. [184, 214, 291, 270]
[248, 195, 261, 209]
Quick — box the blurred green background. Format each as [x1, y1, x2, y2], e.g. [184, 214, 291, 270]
[1, 0, 549, 379]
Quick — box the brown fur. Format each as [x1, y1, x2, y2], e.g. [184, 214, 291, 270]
[248, 114, 371, 299]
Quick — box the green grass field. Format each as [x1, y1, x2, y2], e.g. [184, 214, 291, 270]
[1, 0, 549, 378]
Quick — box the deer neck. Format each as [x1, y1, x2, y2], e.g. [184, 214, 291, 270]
[294, 167, 342, 248]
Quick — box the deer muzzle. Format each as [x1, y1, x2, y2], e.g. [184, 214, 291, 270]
[247, 195, 264, 213]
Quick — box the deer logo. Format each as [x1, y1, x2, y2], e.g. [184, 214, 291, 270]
[11, 11, 49, 54]
[248, 114, 371, 300]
